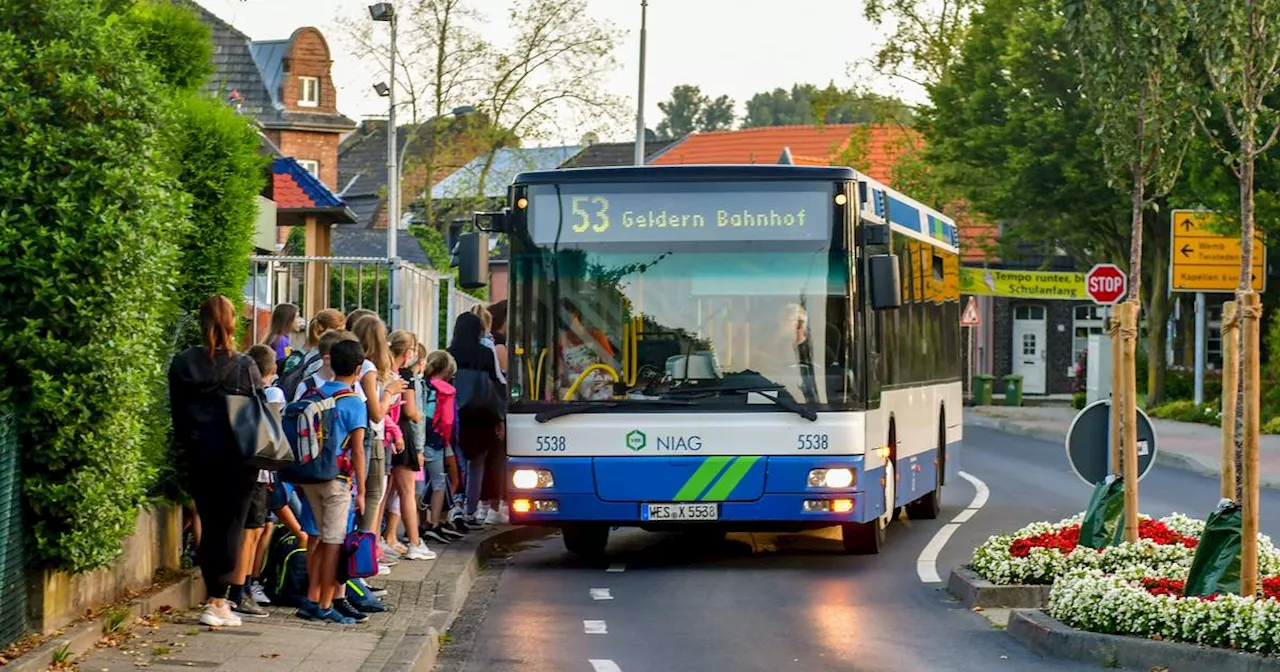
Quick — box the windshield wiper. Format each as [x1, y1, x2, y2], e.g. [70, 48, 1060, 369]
[534, 399, 695, 423]
[661, 384, 818, 422]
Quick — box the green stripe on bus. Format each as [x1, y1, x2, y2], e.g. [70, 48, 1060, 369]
[701, 456, 760, 501]
[673, 456, 733, 501]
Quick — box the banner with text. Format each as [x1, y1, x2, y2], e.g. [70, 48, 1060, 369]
[959, 268, 1087, 300]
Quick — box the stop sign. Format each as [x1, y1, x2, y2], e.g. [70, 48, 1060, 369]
[1086, 264, 1127, 305]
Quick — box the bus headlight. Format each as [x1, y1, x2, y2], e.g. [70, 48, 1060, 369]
[513, 469, 555, 489]
[808, 468, 854, 489]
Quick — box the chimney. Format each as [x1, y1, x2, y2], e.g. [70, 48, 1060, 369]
[778, 146, 794, 165]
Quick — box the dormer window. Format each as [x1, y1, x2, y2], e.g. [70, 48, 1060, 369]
[299, 76, 320, 107]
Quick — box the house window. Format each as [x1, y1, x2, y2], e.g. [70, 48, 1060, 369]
[1072, 304, 1106, 365]
[299, 76, 320, 107]
[297, 159, 319, 177]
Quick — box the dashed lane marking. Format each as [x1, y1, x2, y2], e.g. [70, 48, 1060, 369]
[583, 620, 608, 634]
[916, 470, 990, 584]
[606, 564, 626, 573]
[589, 660, 622, 672]
[590, 588, 613, 600]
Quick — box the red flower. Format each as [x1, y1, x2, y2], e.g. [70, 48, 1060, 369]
[1006, 519, 1198, 558]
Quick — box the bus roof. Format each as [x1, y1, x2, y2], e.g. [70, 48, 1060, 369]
[512, 164, 858, 185]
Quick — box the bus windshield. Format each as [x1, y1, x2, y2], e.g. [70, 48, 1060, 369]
[508, 180, 856, 412]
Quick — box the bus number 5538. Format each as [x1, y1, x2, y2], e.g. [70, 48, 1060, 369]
[797, 434, 829, 450]
[536, 436, 567, 452]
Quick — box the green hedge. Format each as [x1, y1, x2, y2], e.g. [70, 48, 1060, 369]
[0, 0, 183, 571]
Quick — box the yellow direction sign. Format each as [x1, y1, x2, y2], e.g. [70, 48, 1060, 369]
[1171, 210, 1265, 292]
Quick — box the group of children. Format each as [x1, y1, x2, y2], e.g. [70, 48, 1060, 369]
[202, 306, 479, 627]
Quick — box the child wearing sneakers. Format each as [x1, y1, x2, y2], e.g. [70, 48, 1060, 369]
[294, 340, 368, 625]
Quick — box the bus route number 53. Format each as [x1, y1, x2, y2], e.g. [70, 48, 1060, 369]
[536, 436, 567, 452]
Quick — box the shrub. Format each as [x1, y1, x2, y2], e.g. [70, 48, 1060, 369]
[168, 92, 268, 351]
[0, 0, 184, 570]
[1148, 399, 1222, 427]
[122, 0, 213, 92]
[1072, 391, 1087, 409]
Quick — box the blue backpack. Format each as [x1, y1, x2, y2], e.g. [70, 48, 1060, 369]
[262, 528, 309, 607]
[279, 380, 359, 484]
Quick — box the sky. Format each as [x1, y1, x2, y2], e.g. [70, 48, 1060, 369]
[194, 0, 925, 144]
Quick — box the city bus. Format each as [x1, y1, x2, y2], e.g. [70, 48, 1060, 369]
[455, 164, 963, 556]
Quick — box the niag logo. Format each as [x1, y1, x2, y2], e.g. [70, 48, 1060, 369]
[625, 429, 647, 452]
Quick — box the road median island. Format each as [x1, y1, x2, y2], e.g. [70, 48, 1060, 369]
[1008, 606, 1280, 671]
[947, 566, 1053, 609]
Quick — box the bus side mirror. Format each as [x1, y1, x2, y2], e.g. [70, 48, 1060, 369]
[868, 254, 901, 310]
[452, 231, 489, 289]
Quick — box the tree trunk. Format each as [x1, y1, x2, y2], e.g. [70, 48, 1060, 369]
[1146, 250, 1170, 407]
[1236, 140, 1255, 501]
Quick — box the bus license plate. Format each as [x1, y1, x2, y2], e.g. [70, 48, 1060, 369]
[642, 503, 719, 521]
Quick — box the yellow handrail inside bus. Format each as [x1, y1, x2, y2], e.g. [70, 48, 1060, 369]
[563, 363, 620, 400]
[535, 349, 546, 400]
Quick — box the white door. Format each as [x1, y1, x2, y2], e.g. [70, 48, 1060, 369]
[1012, 305, 1047, 395]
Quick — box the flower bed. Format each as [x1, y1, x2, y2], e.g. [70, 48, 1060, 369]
[1049, 569, 1280, 655]
[971, 513, 1215, 585]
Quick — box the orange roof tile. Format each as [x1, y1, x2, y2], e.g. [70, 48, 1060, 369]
[650, 124, 919, 184]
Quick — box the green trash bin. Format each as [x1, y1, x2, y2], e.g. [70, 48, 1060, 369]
[971, 374, 994, 405]
[1004, 375, 1024, 406]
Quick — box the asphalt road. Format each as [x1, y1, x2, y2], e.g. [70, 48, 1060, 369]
[437, 424, 1280, 672]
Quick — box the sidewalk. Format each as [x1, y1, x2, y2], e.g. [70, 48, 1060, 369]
[967, 405, 1280, 490]
[65, 526, 548, 672]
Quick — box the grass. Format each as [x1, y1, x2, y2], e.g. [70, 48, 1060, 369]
[152, 646, 171, 656]
[50, 643, 73, 663]
[104, 605, 132, 634]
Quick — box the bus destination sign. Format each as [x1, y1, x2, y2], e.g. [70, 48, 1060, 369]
[527, 182, 832, 244]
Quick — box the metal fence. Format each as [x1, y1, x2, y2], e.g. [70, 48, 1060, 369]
[246, 256, 483, 348]
[0, 407, 26, 649]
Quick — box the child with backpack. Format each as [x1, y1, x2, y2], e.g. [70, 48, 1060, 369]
[286, 340, 368, 625]
[420, 350, 462, 542]
[230, 345, 289, 618]
[383, 330, 435, 560]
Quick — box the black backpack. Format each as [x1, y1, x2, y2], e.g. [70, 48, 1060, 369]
[262, 527, 309, 607]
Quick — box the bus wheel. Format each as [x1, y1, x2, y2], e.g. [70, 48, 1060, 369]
[841, 519, 884, 554]
[906, 422, 945, 520]
[562, 524, 609, 560]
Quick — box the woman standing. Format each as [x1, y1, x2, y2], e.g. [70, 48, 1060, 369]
[472, 302, 510, 525]
[263, 303, 301, 361]
[448, 312, 505, 524]
[169, 296, 265, 628]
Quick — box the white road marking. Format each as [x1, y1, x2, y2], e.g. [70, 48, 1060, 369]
[590, 588, 613, 600]
[589, 660, 622, 672]
[916, 470, 990, 584]
[583, 620, 608, 634]
[606, 564, 626, 573]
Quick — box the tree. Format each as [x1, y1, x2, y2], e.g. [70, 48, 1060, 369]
[925, 0, 1189, 407]
[0, 0, 184, 570]
[862, 0, 979, 87]
[1066, 0, 1192, 306]
[338, 0, 489, 230]
[467, 0, 622, 206]
[1186, 0, 1280, 596]
[698, 94, 735, 132]
[656, 84, 732, 138]
[741, 83, 913, 128]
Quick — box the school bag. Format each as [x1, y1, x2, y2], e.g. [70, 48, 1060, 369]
[262, 528, 309, 607]
[454, 367, 504, 422]
[277, 350, 321, 397]
[279, 381, 359, 484]
[341, 530, 379, 579]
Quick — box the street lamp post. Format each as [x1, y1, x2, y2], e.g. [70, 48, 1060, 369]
[634, 0, 648, 166]
[370, 2, 399, 328]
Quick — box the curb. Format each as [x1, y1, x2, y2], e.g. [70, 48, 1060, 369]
[4, 570, 205, 672]
[1007, 608, 1280, 671]
[965, 416, 1280, 491]
[947, 566, 1051, 610]
[368, 525, 555, 672]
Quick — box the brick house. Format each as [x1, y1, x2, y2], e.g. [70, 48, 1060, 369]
[190, 1, 357, 313]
